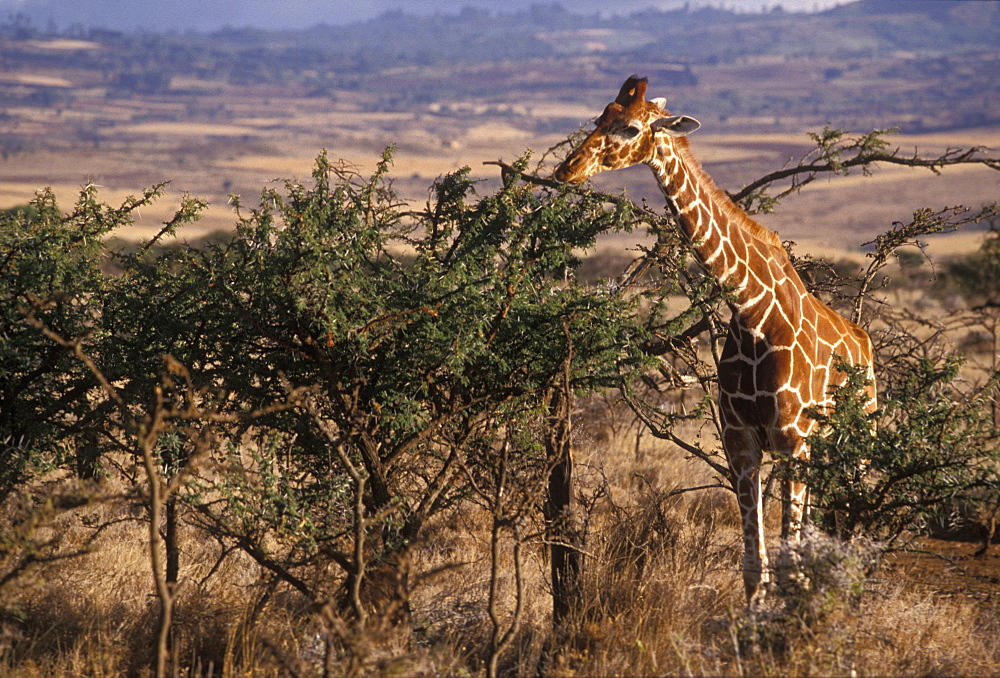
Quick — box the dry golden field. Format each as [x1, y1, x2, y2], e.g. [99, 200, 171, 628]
[3, 418, 999, 676]
[1, 64, 997, 258]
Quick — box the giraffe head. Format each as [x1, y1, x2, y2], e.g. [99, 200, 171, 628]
[554, 75, 701, 185]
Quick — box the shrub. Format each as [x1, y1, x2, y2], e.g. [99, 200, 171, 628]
[796, 356, 1000, 545]
[0, 184, 196, 491]
[92, 150, 656, 626]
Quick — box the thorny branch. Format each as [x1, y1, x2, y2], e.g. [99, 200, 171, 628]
[853, 204, 999, 323]
[488, 128, 999, 220]
[729, 128, 1000, 211]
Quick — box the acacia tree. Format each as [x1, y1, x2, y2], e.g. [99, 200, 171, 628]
[94, 151, 656, 639]
[1, 188, 133, 490]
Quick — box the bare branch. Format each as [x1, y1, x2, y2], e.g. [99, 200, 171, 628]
[730, 129, 999, 209]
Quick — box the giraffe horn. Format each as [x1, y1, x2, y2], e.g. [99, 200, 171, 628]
[615, 75, 648, 106]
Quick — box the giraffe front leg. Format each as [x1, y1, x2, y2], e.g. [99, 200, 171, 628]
[730, 448, 769, 605]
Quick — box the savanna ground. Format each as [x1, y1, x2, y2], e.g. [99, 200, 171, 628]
[3, 401, 999, 676]
[2, 31, 1000, 678]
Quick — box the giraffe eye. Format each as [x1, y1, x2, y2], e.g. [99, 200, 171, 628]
[622, 125, 641, 139]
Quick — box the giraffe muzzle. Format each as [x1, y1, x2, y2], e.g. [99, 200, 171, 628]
[553, 156, 586, 184]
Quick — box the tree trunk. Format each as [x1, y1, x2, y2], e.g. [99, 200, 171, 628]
[165, 494, 179, 587]
[543, 348, 582, 627]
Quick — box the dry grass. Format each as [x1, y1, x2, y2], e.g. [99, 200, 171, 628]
[1, 401, 998, 676]
[0, 479, 306, 677]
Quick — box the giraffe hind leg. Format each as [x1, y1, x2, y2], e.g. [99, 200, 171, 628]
[780, 442, 810, 542]
[781, 476, 809, 541]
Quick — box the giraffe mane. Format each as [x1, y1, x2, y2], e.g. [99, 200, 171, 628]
[670, 135, 785, 252]
[614, 74, 785, 253]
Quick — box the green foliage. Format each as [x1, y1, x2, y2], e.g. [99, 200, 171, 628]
[797, 357, 1000, 544]
[806, 126, 896, 177]
[89, 149, 651, 602]
[0, 183, 169, 491]
[0, 145, 659, 609]
[734, 127, 898, 215]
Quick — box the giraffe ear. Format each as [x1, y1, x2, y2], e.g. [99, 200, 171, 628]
[651, 115, 701, 137]
[649, 97, 668, 111]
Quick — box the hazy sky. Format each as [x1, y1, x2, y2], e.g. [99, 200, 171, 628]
[1, 0, 854, 32]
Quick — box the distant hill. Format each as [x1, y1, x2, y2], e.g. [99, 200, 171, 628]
[4, 1, 996, 61]
[0, 0, 848, 32]
[215, 0, 998, 68]
[1, 0, 995, 131]
[616, 0, 999, 63]
[826, 0, 1000, 21]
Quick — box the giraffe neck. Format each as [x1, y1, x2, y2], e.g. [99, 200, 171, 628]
[646, 136, 807, 324]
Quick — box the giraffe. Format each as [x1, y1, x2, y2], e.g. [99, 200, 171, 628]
[554, 76, 876, 604]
